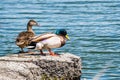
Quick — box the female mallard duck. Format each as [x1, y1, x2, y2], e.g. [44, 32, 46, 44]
[27, 29, 69, 56]
[16, 20, 39, 53]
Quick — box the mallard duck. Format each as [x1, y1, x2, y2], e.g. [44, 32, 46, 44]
[16, 20, 39, 53]
[27, 29, 69, 56]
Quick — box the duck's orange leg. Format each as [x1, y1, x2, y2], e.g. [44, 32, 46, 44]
[40, 50, 44, 55]
[47, 48, 57, 56]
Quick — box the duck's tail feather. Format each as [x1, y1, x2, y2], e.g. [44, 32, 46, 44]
[26, 42, 37, 49]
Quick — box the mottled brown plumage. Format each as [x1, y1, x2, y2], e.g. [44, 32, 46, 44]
[16, 20, 39, 52]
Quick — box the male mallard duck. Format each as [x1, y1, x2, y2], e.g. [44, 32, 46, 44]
[27, 29, 69, 56]
[16, 20, 39, 53]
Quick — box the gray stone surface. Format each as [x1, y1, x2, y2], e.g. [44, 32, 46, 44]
[0, 53, 81, 80]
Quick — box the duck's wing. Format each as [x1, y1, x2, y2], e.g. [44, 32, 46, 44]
[30, 33, 56, 42]
[16, 31, 26, 44]
[16, 31, 35, 46]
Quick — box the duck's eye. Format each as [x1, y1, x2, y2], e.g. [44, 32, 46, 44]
[30, 22, 36, 25]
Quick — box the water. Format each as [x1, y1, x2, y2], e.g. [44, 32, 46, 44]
[0, 0, 120, 80]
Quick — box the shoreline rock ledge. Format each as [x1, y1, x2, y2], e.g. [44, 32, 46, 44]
[0, 53, 82, 80]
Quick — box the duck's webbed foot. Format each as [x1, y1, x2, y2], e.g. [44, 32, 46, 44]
[19, 51, 25, 53]
[50, 52, 57, 56]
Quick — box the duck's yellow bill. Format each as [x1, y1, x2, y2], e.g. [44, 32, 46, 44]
[65, 34, 70, 40]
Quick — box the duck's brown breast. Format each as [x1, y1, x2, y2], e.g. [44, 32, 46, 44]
[59, 36, 66, 47]
[16, 31, 35, 48]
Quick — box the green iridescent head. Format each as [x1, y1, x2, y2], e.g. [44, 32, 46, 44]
[55, 29, 70, 39]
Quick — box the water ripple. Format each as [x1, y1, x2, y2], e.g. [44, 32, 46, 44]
[0, 0, 120, 80]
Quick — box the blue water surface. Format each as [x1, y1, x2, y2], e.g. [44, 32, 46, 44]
[0, 0, 120, 80]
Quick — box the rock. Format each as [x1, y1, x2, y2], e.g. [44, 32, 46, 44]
[0, 53, 82, 80]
